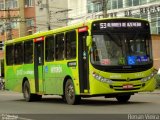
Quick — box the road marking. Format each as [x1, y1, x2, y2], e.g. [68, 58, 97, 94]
[0, 114, 34, 120]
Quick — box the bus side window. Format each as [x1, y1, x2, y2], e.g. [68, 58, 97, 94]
[24, 40, 33, 64]
[14, 43, 23, 65]
[65, 30, 76, 59]
[55, 33, 64, 60]
[45, 35, 54, 62]
[6, 45, 14, 65]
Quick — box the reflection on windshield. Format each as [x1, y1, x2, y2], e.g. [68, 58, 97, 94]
[91, 33, 152, 66]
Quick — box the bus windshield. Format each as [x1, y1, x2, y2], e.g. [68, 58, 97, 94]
[91, 32, 151, 66]
[91, 20, 152, 67]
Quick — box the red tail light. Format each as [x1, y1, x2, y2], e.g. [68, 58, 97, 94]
[78, 26, 88, 33]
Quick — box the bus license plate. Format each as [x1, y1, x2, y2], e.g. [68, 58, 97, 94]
[123, 84, 133, 89]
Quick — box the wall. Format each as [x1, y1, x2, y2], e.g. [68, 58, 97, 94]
[152, 34, 160, 70]
[68, 0, 87, 25]
[35, 0, 68, 32]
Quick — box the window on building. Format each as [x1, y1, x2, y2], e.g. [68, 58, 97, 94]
[25, 0, 34, 7]
[149, 0, 157, 3]
[0, 2, 4, 10]
[8, 0, 12, 8]
[112, 0, 117, 9]
[133, 0, 139, 6]
[6, 45, 14, 65]
[5, 1, 9, 9]
[111, 0, 123, 9]
[11, 21, 18, 29]
[87, 1, 103, 13]
[94, 2, 102, 12]
[24, 40, 33, 64]
[65, 30, 76, 59]
[55, 33, 64, 60]
[126, 0, 132, 7]
[140, 0, 147, 5]
[13, 0, 18, 8]
[26, 19, 34, 27]
[45, 36, 54, 62]
[118, 0, 123, 8]
[14, 43, 24, 65]
[151, 13, 157, 34]
[125, 0, 140, 7]
[107, 0, 111, 10]
[87, 2, 93, 13]
[5, 0, 18, 9]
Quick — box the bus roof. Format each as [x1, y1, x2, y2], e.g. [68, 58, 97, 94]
[5, 17, 148, 45]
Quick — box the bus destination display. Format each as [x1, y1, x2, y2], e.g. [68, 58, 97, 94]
[100, 22, 142, 29]
[92, 20, 148, 31]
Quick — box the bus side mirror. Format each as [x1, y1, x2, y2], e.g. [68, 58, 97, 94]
[86, 36, 92, 47]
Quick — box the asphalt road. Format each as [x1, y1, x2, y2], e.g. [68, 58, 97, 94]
[0, 90, 160, 120]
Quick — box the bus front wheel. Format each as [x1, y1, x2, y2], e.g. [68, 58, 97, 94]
[116, 95, 131, 103]
[23, 81, 35, 102]
[64, 79, 81, 105]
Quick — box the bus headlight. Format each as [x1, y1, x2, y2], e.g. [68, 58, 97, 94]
[92, 72, 113, 84]
[141, 72, 155, 82]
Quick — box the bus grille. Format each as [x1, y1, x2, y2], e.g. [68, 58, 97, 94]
[110, 78, 142, 82]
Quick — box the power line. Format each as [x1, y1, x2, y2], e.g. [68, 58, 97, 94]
[0, 8, 20, 40]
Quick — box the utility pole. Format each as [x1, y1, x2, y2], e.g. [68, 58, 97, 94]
[19, 0, 26, 37]
[0, 2, 20, 40]
[102, 0, 109, 18]
[6, 8, 12, 40]
[0, 9, 18, 40]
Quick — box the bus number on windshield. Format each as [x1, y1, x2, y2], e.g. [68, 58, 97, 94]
[100, 23, 107, 29]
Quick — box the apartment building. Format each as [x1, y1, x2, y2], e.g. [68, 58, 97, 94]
[0, 0, 68, 41]
[0, 0, 68, 76]
[68, 0, 160, 34]
[35, 0, 68, 31]
[68, 0, 160, 69]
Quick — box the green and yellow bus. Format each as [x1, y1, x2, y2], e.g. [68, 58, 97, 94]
[4, 18, 156, 104]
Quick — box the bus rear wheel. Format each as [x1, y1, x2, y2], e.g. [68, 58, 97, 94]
[116, 95, 131, 103]
[64, 79, 81, 105]
[23, 81, 35, 102]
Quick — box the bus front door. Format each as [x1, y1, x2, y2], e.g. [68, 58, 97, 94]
[78, 32, 89, 93]
[34, 39, 44, 93]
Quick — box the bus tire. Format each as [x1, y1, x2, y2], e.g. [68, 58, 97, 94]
[23, 81, 35, 102]
[65, 79, 81, 105]
[116, 95, 131, 103]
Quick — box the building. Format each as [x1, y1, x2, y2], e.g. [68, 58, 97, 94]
[68, 0, 160, 34]
[0, 0, 68, 77]
[152, 35, 160, 70]
[0, 0, 69, 41]
[0, 0, 159, 72]
[68, 0, 160, 69]
[35, 0, 68, 31]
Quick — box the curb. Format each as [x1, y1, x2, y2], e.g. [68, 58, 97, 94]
[139, 90, 160, 94]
